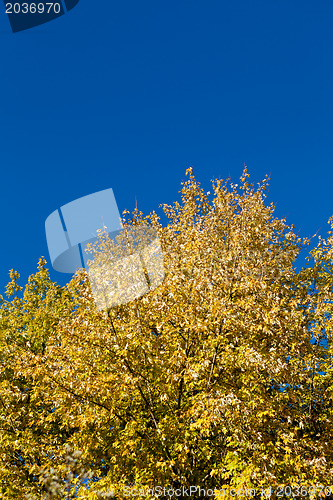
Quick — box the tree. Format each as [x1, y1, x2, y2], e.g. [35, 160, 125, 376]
[1, 167, 333, 499]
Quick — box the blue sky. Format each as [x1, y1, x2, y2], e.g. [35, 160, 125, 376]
[1, 0, 333, 291]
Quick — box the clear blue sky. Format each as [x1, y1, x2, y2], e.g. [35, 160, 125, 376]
[1, 0, 333, 291]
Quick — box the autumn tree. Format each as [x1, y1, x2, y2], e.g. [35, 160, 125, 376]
[1, 167, 333, 499]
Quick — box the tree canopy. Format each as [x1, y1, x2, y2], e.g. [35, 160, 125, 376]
[1, 167, 333, 499]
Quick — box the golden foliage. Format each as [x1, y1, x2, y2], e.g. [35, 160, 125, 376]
[1, 167, 333, 499]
